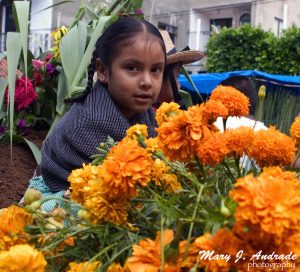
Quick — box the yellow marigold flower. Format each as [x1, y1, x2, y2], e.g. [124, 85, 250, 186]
[248, 126, 296, 167]
[151, 159, 170, 182]
[203, 99, 228, 123]
[156, 102, 181, 126]
[99, 138, 154, 198]
[126, 124, 148, 140]
[145, 137, 160, 153]
[290, 117, 300, 145]
[85, 193, 129, 225]
[230, 167, 300, 240]
[224, 126, 255, 158]
[67, 261, 101, 272]
[0, 205, 32, 250]
[126, 229, 180, 272]
[51, 26, 68, 58]
[161, 173, 182, 193]
[107, 263, 125, 272]
[0, 244, 47, 272]
[156, 105, 217, 162]
[196, 132, 228, 166]
[210, 85, 250, 117]
[183, 229, 241, 271]
[68, 163, 100, 205]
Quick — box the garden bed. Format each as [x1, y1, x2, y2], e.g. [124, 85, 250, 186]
[0, 130, 46, 208]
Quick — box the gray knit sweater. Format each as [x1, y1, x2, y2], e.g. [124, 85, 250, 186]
[41, 82, 157, 191]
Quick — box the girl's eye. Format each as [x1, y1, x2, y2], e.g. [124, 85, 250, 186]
[127, 65, 138, 71]
[151, 67, 163, 73]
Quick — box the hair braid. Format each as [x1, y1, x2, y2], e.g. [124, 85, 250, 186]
[64, 50, 98, 103]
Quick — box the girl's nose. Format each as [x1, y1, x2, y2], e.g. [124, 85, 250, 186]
[140, 72, 152, 89]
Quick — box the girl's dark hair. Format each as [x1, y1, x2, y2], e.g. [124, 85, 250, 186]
[65, 17, 166, 102]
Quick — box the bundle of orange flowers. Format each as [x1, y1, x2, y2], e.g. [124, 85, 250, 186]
[1, 85, 300, 271]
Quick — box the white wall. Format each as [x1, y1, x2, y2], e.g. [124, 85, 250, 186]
[30, 0, 53, 30]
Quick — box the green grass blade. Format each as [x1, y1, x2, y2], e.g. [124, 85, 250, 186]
[6, 32, 22, 147]
[81, 4, 99, 20]
[0, 78, 8, 109]
[14, 1, 30, 77]
[23, 138, 41, 164]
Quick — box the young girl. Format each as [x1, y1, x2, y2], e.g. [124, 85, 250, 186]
[25, 17, 166, 209]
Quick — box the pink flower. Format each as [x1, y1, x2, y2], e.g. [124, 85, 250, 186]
[44, 53, 53, 62]
[32, 59, 45, 71]
[5, 76, 38, 111]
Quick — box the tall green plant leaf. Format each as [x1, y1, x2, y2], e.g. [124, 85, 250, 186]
[6, 32, 22, 147]
[23, 138, 41, 164]
[14, 1, 30, 76]
[0, 78, 8, 109]
[71, 16, 111, 91]
[60, 22, 88, 96]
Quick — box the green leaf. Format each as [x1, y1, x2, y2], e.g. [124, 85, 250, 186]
[60, 22, 88, 97]
[0, 78, 8, 109]
[71, 16, 111, 93]
[6, 32, 22, 146]
[81, 4, 99, 21]
[23, 138, 41, 165]
[69, 7, 86, 29]
[56, 69, 68, 115]
[14, 1, 30, 76]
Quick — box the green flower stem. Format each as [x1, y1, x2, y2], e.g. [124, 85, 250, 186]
[41, 226, 91, 252]
[183, 183, 205, 260]
[234, 156, 242, 177]
[160, 216, 165, 272]
[38, 196, 84, 209]
[102, 244, 133, 270]
[221, 161, 236, 184]
[88, 242, 118, 262]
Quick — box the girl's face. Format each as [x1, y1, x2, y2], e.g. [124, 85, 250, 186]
[97, 34, 165, 119]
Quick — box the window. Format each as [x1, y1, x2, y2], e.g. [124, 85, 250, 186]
[240, 13, 251, 25]
[210, 18, 232, 32]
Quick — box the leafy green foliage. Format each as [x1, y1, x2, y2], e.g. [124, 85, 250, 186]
[206, 24, 300, 75]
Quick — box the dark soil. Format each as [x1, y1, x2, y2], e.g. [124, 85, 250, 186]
[0, 130, 47, 208]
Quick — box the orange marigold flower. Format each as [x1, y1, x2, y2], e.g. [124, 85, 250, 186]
[210, 85, 250, 117]
[230, 167, 300, 241]
[156, 102, 181, 126]
[67, 261, 101, 272]
[151, 159, 170, 183]
[0, 244, 47, 272]
[99, 138, 154, 198]
[196, 132, 229, 166]
[156, 105, 217, 162]
[203, 99, 228, 123]
[0, 205, 32, 250]
[126, 124, 148, 140]
[224, 126, 255, 158]
[145, 137, 160, 153]
[161, 173, 182, 193]
[290, 117, 300, 145]
[185, 229, 241, 271]
[107, 263, 126, 272]
[248, 127, 296, 167]
[84, 193, 129, 225]
[68, 163, 100, 205]
[126, 229, 180, 272]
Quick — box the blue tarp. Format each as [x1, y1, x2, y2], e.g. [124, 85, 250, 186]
[178, 70, 300, 98]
